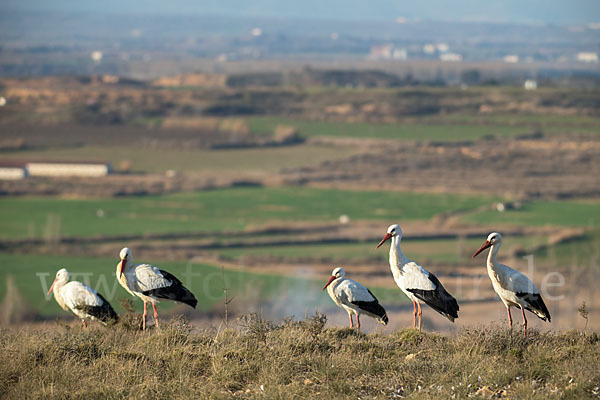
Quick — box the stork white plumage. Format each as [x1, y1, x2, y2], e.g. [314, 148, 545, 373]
[117, 247, 197, 330]
[48, 268, 118, 328]
[376, 224, 459, 331]
[322, 267, 388, 331]
[472, 232, 551, 338]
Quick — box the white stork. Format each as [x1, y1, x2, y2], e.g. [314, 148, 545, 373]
[117, 247, 197, 330]
[376, 224, 459, 331]
[472, 232, 551, 338]
[48, 268, 118, 328]
[322, 267, 388, 331]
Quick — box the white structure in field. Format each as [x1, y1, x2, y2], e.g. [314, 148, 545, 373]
[27, 161, 110, 177]
[440, 53, 462, 62]
[577, 52, 598, 63]
[503, 54, 519, 63]
[524, 80, 538, 90]
[0, 161, 27, 180]
[369, 44, 408, 60]
[91, 51, 103, 63]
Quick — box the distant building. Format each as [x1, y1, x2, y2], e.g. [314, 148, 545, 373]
[392, 48, 408, 60]
[503, 54, 519, 63]
[423, 44, 436, 55]
[370, 44, 393, 60]
[27, 161, 110, 178]
[0, 161, 27, 180]
[524, 80, 538, 90]
[90, 51, 103, 63]
[436, 43, 449, 53]
[440, 53, 462, 62]
[577, 52, 598, 63]
[369, 44, 407, 60]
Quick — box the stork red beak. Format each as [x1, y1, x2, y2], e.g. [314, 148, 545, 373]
[119, 258, 126, 278]
[472, 240, 492, 258]
[376, 232, 392, 249]
[322, 275, 336, 291]
[47, 278, 57, 295]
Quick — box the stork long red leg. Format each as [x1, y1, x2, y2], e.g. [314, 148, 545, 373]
[507, 306, 513, 330]
[413, 300, 417, 329]
[82, 320, 87, 329]
[142, 301, 148, 331]
[521, 307, 527, 339]
[417, 302, 423, 332]
[349, 313, 354, 328]
[356, 314, 361, 331]
[152, 303, 160, 329]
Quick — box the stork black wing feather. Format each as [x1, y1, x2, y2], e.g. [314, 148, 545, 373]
[142, 269, 198, 308]
[350, 289, 389, 324]
[76, 292, 119, 324]
[407, 273, 459, 322]
[516, 292, 551, 322]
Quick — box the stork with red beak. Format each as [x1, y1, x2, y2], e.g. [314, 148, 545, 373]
[473, 232, 551, 338]
[48, 268, 118, 328]
[376, 224, 459, 331]
[117, 247, 197, 330]
[322, 267, 388, 331]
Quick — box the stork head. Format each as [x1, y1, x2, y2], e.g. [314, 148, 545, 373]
[48, 268, 69, 295]
[322, 267, 345, 291]
[376, 224, 402, 249]
[120, 247, 131, 260]
[118, 247, 132, 277]
[472, 232, 502, 258]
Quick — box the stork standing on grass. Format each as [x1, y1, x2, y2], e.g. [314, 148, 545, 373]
[322, 267, 388, 331]
[376, 224, 459, 331]
[472, 232, 551, 338]
[117, 247, 197, 330]
[48, 268, 118, 328]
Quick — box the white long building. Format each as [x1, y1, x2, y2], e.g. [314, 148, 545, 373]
[0, 160, 110, 179]
[0, 161, 27, 180]
[26, 161, 110, 177]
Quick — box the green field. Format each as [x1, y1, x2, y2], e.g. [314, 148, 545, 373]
[216, 235, 550, 264]
[533, 231, 600, 269]
[248, 116, 529, 141]
[0, 187, 497, 239]
[247, 115, 599, 142]
[461, 200, 600, 228]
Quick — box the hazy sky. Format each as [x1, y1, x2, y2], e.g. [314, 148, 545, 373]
[2, 0, 599, 25]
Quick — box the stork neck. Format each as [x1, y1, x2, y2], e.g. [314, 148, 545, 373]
[389, 235, 410, 273]
[51, 278, 68, 309]
[53, 278, 67, 293]
[487, 243, 500, 269]
[326, 277, 343, 301]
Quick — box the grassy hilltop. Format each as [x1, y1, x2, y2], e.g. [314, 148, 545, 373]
[0, 316, 598, 399]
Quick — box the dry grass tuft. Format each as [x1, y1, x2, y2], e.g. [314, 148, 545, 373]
[0, 316, 598, 399]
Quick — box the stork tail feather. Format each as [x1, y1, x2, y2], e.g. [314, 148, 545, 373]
[142, 270, 198, 308]
[408, 274, 459, 322]
[350, 300, 389, 325]
[516, 292, 551, 322]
